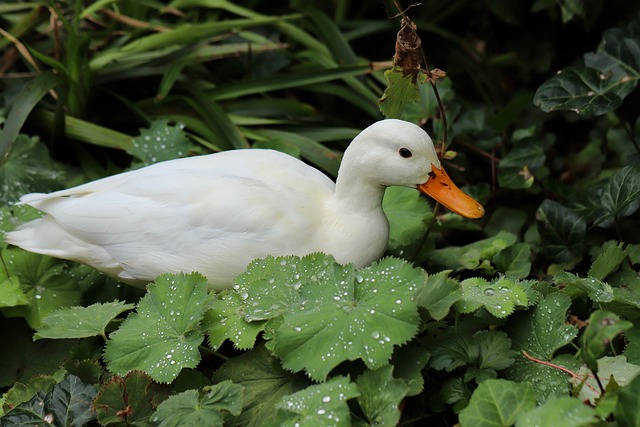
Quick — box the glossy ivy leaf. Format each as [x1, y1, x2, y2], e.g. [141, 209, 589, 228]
[212, 344, 310, 427]
[592, 165, 640, 227]
[35, 301, 135, 340]
[536, 199, 586, 266]
[2, 375, 97, 427]
[104, 273, 208, 383]
[515, 396, 599, 427]
[534, 15, 640, 115]
[379, 67, 426, 119]
[204, 291, 265, 351]
[356, 365, 409, 427]
[615, 373, 640, 427]
[575, 356, 640, 404]
[0, 134, 65, 205]
[427, 231, 517, 273]
[589, 241, 631, 280]
[152, 381, 243, 427]
[456, 276, 528, 318]
[414, 270, 461, 320]
[429, 330, 515, 376]
[93, 371, 171, 426]
[581, 310, 632, 373]
[493, 242, 532, 279]
[129, 120, 195, 166]
[267, 256, 423, 381]
[0, 249, 80, 329]
[458, 379, 535, 427]
[382, 186, 432, 249]
[270, 376, 359, 427]
[506, 293, 578, 360]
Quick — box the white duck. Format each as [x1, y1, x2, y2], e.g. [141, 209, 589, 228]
[6, 119, 484, 290]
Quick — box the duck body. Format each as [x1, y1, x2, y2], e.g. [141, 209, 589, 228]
[6, 120, 484, 290]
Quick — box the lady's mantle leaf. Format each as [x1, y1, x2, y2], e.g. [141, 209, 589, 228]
[356, 366, 410, 427]
[212, 344, 311, 427]
[2, 375, 97, 427]
[103, 273, 208, 383]
[379, 67, 425, 119]
[458, 379, 535, 427]
[581, 310, 632, 373]
[456, 277, 528, 318]
[414, 270, 461, 320]
[152, 381, 243, 427]
[129, 120, 194, 166]
[204, 291, 265, 351]
[271, 376, 359, 427]
[35, 301, 135, 340]
[93, 371, 171, 426]
[516, 396, 599, 427]
[267, 256, 423, 381]
[615, 373, 640, 427]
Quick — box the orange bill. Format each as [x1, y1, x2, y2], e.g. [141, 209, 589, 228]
[418, 165, 485, 219]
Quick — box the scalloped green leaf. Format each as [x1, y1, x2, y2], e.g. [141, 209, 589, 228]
[581, 310, 633, 372]
[456, 276, 528, 318]
[589, 241, 631, 280]
[152, 381, 243, 427]
[268, 256, 423, 381]
[356, 365, 409, 427]
[129, 120, 195, 166]
[379, 67, 425, 119]
[103, 273, 208, 383]
[204, 291, 265, 351]
[516, 396, 599, 427]
[414, 270, 461, 320]
[459, 379, 535, 427]
[35, 301, 135, 340]
[271, 376, 359, 427]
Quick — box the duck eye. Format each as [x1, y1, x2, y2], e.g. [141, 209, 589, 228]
[399, 148, 412, 158]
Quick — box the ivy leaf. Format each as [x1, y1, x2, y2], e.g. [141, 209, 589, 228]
[382, 186, 432, 249]
[355, 366, 409, 427]
[35, 301, 135, 340]
[93, 371, 171, 426]
[129, 120, 195, 166]
[268, 256, 423, 381]
[271, 376, 359, 427]
[616, 374, 640, 427]
[212, 344, 311, 427]
[536, 200, 586, 266]
[414, 271, 461, 320]
[104, 273, 208, 383]
[456, 276, 528, 318]
[581, 310, 632, 373]
[493, 243, 532, 279]
[0, 249, 80, 329]
[379, 67, 425, 119]
[592, 165, 640, 227]
[391, 343, 430, 396]
[516, 396, 599, 427]
[2, 375, 97, 427]
[152, 381, 243, 427]
[574, 356, 640, 404]
[506, 293, 578, 360]
[458, 379, 535, 427]
[428, 231, 517, 273]
[204, 291, 265, 351]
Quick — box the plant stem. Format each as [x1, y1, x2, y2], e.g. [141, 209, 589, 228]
[615, 112, 640, 156]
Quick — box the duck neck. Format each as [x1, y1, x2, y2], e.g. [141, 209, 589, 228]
[332, 166, 387, 214]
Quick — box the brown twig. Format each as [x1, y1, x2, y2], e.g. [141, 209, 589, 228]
[521, 351, 599, 395]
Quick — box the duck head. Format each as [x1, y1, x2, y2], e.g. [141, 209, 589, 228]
[345, 119, 485, 219]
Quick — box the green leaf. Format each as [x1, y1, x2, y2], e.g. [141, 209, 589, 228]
[592, 165, 640, 227]
[458, 379, 536, 427]
[515, 396, 599, 427]
[129, 120, 195, 166]
[152, 381, 244, 427]
[493, 243, 532, 279]
[2, 374, 62, 415]
[267, 256, 422, 381]
[379, 67, 424, 119]
[212, 344, 311, 427]
[456, 276, 529, 318]
[575, 356, 640, 404]
[103, 273, 208, 383]
[204, 291, 265, 351]
[414, 270, 461, 320]
[580, 310, 632, 373]
[589, 241, 631, 280]
[94, 371, 171, 426]
[536, 200, 586, 266]
[0, 249, 80, 329]
[382, 186, 433, 249]
[391, 343, 430, 396]
[616, 373, 640, 427]
[506, 293, 578, 360]
[355, 366, 409, 427]
[0, 134, 65, 205]
[35, 301, 134, 340]
[555, 271, 614, 302]
[428, 231, 517, 273]
[0, 71, 60, 165]
[1, 375, 97, 427]
[271, 376, 359, 427]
